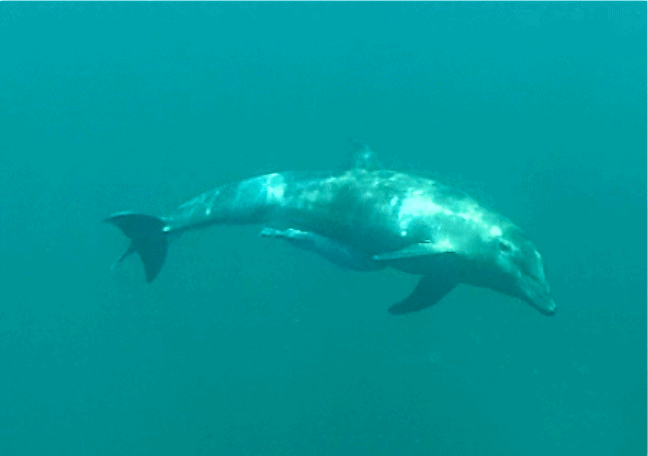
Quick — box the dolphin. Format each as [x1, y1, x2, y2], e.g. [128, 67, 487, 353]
[106, 140, 556, 316]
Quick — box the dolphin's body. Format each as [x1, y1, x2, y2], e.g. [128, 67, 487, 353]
[106, 141, 556, 316]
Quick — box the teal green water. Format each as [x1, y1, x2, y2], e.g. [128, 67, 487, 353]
[0, 3, 645, 455]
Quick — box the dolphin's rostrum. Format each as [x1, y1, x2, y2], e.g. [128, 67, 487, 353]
[106, 140, 556, 316]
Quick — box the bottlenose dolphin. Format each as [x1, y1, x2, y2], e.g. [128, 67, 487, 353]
[106, 140, 556, 316]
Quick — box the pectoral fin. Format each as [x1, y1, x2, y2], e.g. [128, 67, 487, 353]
[372, 241, 454, 261]
[388, 275, 457, 315]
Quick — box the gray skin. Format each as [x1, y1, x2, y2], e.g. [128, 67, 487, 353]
[259, 227, 384, 272]
[106, 144, 556, 316]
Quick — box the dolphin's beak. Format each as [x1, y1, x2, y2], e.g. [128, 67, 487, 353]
[533, 296, 557, 316]
[524, 278, 556, 315]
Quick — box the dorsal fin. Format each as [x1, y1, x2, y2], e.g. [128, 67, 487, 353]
[347, 138, 383, 170]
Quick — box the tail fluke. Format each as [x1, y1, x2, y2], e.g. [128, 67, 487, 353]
[105, 212, 168, 283]
[110, 244, 136, 271]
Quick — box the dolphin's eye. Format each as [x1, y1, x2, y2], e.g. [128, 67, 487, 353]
[498, 241, 512, 252]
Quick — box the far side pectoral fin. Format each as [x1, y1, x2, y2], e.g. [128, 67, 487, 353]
[260, 227, 382, 271]
[372, 241, 454, 261]
[388, 275, 457, 315]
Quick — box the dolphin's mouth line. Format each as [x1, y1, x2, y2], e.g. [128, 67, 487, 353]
[523, 275, 556, 315]
[532, 299, 556, 316]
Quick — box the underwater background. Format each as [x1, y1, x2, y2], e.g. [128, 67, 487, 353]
[0, 3, 645, 455]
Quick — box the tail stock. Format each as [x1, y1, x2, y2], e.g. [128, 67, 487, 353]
[105, 212, 168, 283]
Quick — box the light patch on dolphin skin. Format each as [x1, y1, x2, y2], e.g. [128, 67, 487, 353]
[489, 225, 502, 237]
[455, 203, 485, 226]
[398, 189, 509, 245]
[295, 175, 338, 212]
[456, 206, 507, 243]
[398, 193, 452, 236]
[265, 173, 286, 205]
[433, 238, 455, 251]
[204, 189, 222, 216]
